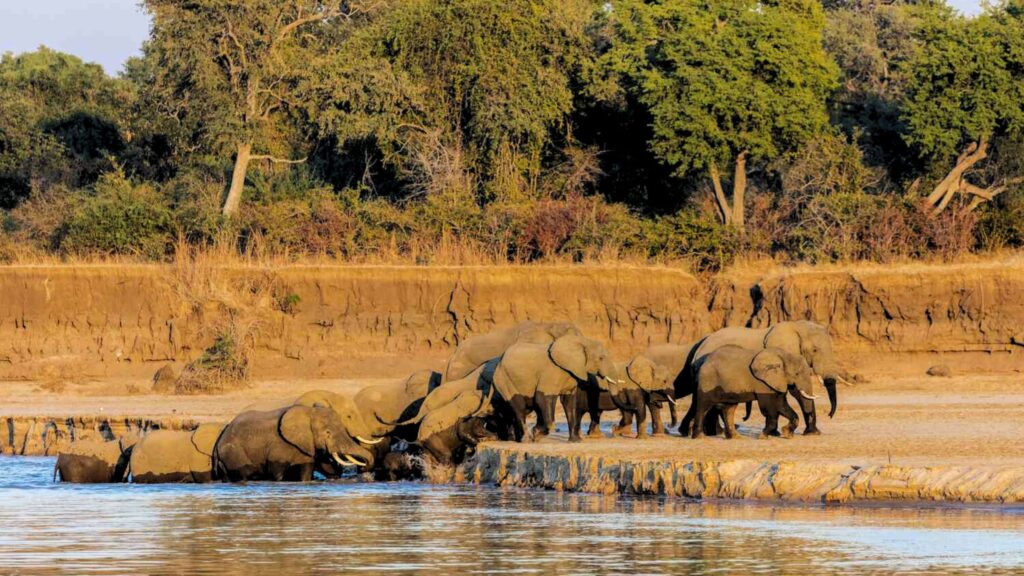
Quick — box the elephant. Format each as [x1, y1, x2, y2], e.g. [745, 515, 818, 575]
[387, 361, 499, 465]
[417, 386, 497, 466]
[679, 321, 844, 436]
[353, 370, 442, 441]
[213, 405, 375, 482]
[492, 335, 619, 443]
[643, 342, 699, 428]
[443, 321, 581, 382]
[690, 345, 819, 439]
[129, 423, 225, 483]
[54, 438, 135, 483]
[593, 354, 682, 439]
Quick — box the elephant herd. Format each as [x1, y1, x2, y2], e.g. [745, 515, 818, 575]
[54, 320, 846, 484]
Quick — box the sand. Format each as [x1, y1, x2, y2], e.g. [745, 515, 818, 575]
[4, 369, 1022, 468]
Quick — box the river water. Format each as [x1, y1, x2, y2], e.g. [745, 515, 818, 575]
[1, 457, 1022, 574]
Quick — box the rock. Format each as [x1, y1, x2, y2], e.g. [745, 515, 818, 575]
[151, 364, 177, 394]
[927, 364, 952, 378]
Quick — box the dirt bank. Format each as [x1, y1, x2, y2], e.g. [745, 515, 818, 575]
[2, 260, 1024, 382]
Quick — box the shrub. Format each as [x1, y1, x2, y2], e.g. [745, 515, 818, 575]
[60, 172, 172, 258]
[646, 210, 744, 272]
[174, 330, 250, 395]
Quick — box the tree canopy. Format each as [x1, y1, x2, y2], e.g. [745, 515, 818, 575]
[2, 0, 1024, 268]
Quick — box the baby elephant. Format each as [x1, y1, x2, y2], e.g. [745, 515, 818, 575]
[691, 345, 819, 439]
[54, 438, 135, 483]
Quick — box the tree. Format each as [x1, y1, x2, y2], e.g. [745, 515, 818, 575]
[599, 0, 838, 228]
[901, 1, 1024, 215]
[336, 0, 594, 203]
[143, 0, 382, 216]
[0, 48, 132, 207]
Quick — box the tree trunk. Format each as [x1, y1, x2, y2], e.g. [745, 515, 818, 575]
[223, 141, 253, 217]
[924, 140, 988, 216]
[709, 162, 732, 226]
[732, 152, 747, 228]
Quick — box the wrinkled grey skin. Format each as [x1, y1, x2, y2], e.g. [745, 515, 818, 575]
[354, 370, 442, 442]
[492, 335, 619, 443]
[679, 321, 842, 436]
[129, 424, 224, 484]
[691, 345, 819, 439]
[54, 438, 134, 483]
[214, 406, 375, 482]
[443, 321, 581, 382]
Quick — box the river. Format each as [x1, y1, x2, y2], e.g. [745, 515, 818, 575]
[1, 457, 1022, 574]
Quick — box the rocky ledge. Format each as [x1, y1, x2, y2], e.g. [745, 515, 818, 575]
[439, 447, 1024, 505]
[2, 415, 198, 457]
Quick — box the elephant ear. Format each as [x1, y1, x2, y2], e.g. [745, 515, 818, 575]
[191, 423, 225, 458]
[750, 350, 788, 394]
[549, 335, 589, 382]
[763, 323, 803, 357]
[279, 406, 315, 456]
[626, 356, 658, 392]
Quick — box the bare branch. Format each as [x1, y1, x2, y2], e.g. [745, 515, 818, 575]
[250, 155, 309, 165]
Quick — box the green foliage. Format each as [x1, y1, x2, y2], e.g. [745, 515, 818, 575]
[60, 172, 173, 258]
[0, 48, 133, 206]
[3, 1, 1024, 268]
[901, 2, 1024, 161]
[601, 0, 839, 178]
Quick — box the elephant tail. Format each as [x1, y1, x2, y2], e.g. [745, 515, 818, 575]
[742, 401, 752, 421]
[53, 460, 59, 483]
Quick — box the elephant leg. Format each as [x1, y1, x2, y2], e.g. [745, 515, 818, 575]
[791, 392, 821, 435]
[532, 393, 556, 441]
[585, 388, 604, 438]
[722, 404, 739, 439]
[679, 397, 697, 437]
[509, 396, 530, 443]
[668, 400, 679, 428]
[779, 398, 800, 438]
[756, 393, 781, 438]
[702, 407, 722, 437]
[690, 396, 708, 439]
[612, 410, 631, 437]
[648, 399, 665, 436]
[634, 401, 649, 440]
[561, 393, 583, 443]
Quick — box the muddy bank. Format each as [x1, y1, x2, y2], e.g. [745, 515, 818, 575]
[2, 261, 1023, 382]
[2, 415, 196, 456]
[442, 446, 1024, 505]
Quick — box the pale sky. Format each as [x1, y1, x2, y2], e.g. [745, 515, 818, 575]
[0, 0, 986, 77]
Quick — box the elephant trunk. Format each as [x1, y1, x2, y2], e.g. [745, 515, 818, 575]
[824, 377, 838, 418]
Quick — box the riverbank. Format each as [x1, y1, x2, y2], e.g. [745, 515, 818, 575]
[5, 372, 1024, 505]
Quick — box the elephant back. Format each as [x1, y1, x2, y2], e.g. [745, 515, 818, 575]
[417, 390, 491, 443]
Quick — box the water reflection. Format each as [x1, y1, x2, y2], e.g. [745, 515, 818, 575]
[1, 457, 1022, 574]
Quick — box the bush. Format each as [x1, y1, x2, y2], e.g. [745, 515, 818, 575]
[174, 330, 250, 395]
[646, 210, 744, 272]
[60, 171, 172, 258]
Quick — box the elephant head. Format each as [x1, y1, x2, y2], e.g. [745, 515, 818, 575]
[549, 335, 620, 387]
[625, 355, 672, 400]
[750, 348, 818, 402]
[278, 405, 375, 469]
[417, 389, 497, 465]
[763, 321, 840, 417]
[293, 390, 388, 448]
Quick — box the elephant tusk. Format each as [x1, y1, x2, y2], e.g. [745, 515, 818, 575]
[796, 389, 819, 401]
[605, 377, 621, 385]
[836, 375, 855, 387]
[344, 454, 368, 467]
[665, 395, 677, 405]
[331, 451, 346, 466]
[356, 435, 386, 445]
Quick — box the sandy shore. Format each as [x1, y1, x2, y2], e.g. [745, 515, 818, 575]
[4, 371, 1023, 468]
